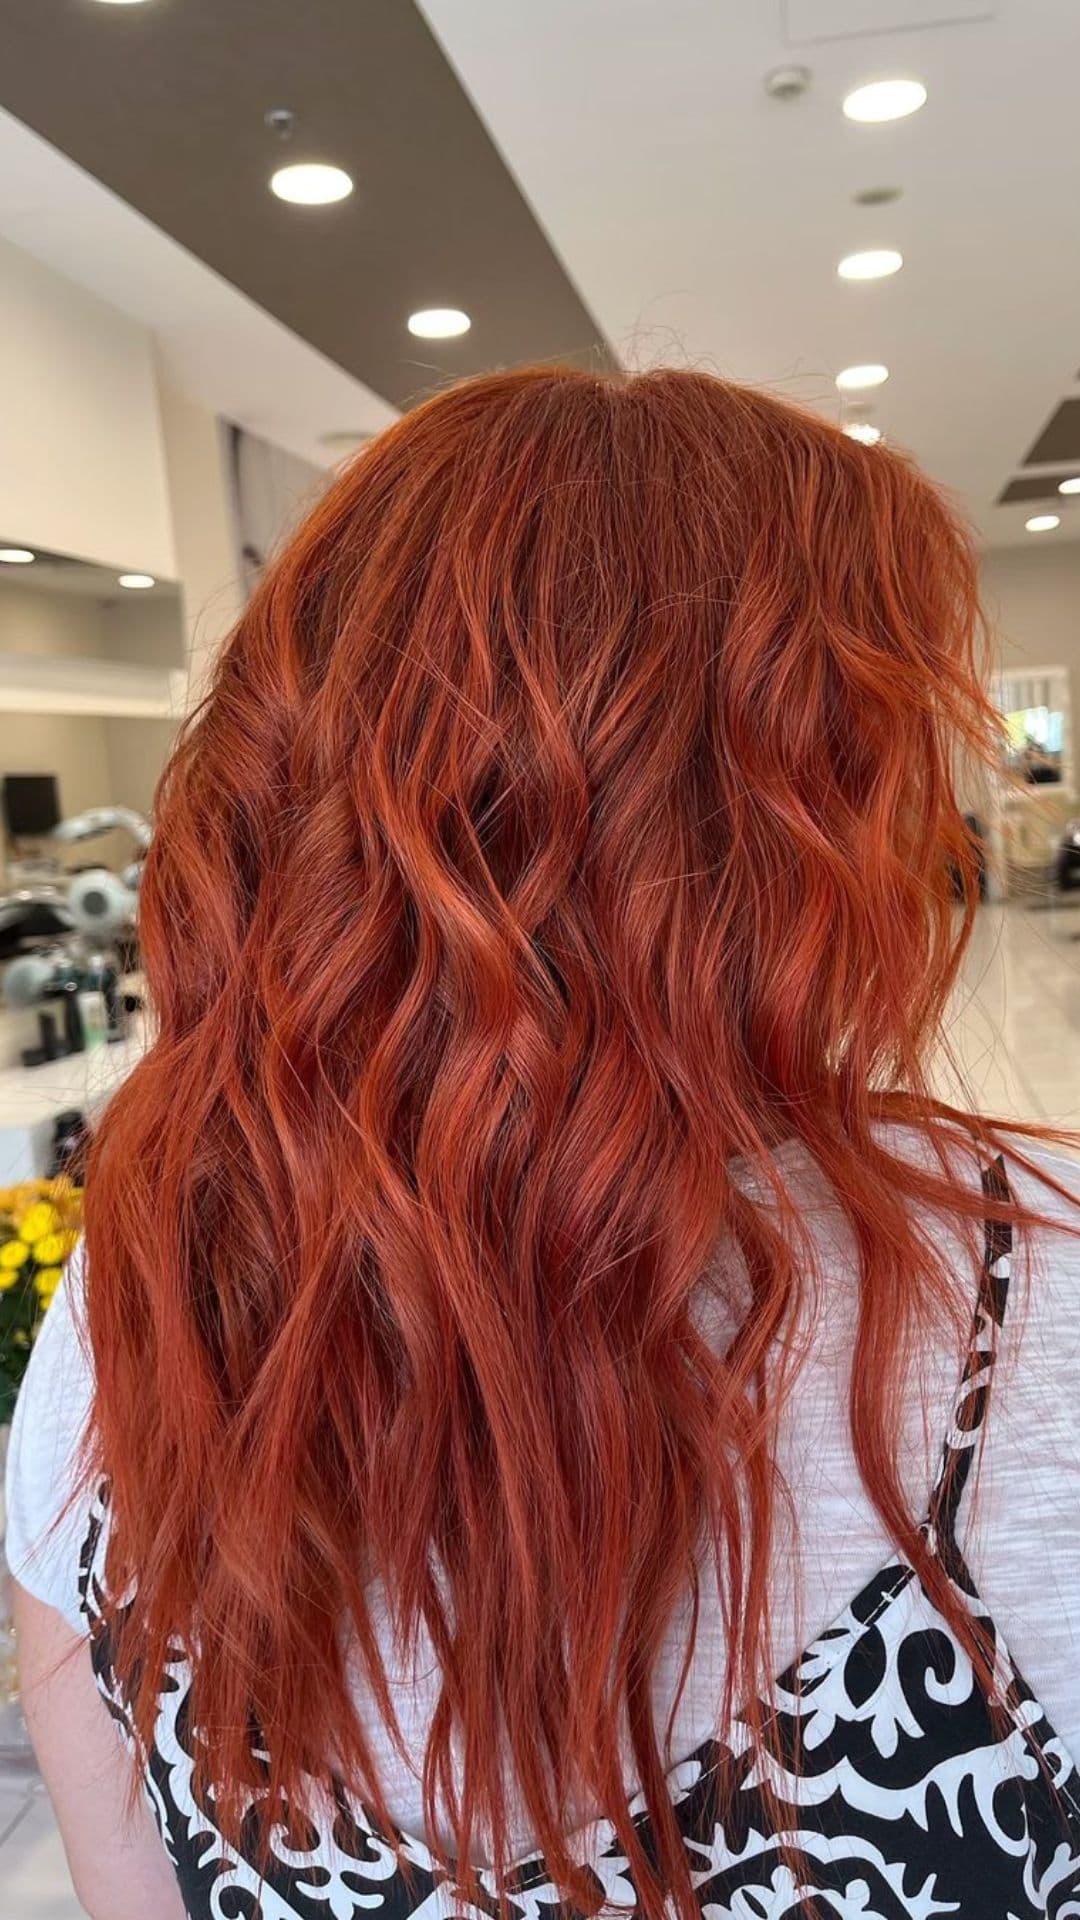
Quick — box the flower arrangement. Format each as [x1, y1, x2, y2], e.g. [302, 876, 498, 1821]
[0, 1179, 81, 1426]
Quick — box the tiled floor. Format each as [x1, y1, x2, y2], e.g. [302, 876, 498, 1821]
[3, 899, 1079, 1915]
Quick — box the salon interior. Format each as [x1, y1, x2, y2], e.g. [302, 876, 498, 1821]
[0, 0, 1078, 1908]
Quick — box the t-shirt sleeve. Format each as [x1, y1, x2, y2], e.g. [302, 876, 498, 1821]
[3, 1240, 95, 1633]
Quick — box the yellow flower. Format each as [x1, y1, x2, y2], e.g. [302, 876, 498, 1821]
[19, 1201, 62, 1246]
[33, 1231, 76, 1267]
[0, 1238, 30, 1270]
[34, 1266, 62, 1301]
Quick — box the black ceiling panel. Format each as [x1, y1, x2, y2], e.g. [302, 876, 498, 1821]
[997, 473, 1080, 505]
[1022, 399, 1080, 467]
[0, 0, 611, 411]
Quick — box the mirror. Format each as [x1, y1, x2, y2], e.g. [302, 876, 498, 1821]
[994, 666, 1071, 790]
[0, 544, 184, 1083]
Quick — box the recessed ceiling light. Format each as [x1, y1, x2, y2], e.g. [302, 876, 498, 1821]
[118, 572, 156, 589]
[1025, 515, 1060, 534]
[836, 363, 889, 392]
[270, 163, 353, 206]
[407, 308, 472, 340]
[843, 78, 927, 124]
[91, 1, 153, 6]
[843, 422, 883, 445]
[1058, 477, 1080, 496]
[838, 248, 903, 282]
[0, 548, 35, 564]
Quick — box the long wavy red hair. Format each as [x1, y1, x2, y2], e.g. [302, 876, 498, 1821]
[84, 365, 1061, 1915]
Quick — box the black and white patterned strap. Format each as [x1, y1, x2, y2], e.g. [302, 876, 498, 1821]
[926, 1154, 1012, 1579]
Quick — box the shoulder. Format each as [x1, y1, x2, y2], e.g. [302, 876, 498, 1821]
[4, 1241, 95, 1633]
[873, 1126, 1080, 1416]
[997, 1135, 1080, 1224]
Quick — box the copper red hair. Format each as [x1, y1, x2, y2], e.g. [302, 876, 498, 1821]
[84, 366, 1065, 1916]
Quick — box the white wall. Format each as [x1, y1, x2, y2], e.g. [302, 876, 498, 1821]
[0, 237, 175, 579]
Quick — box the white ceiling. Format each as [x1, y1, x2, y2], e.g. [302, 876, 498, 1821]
[417, 0, 1080, 548]
[0, 108, 397, 474]
[0, 8, 1076, 549]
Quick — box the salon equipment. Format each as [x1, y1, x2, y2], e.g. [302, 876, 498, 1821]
[48, 1109, 89, 1180]
[51, 806, 152, 853]
[65, 868, 139, 943]
[0, 885, 73, 937]
[0, 804, 150, 1058]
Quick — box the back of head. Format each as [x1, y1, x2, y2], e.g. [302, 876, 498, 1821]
[85, 365, 1009, 1915]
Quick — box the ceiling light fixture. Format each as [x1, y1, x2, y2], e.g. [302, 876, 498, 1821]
[270, 163, 353, 206]
[118, 572, 156, 590]
[407, 308, 472, 340]
[843, 78, 927, 124]
[0, 548, 35, 564]
[838, 248, 903, 281]
[843, 422, 883, 445]
[1025, 515, 1060, 534]
[91, 1, 154, 6]
[1058, 477, 1080, 496]
[836, 363, 889, 391]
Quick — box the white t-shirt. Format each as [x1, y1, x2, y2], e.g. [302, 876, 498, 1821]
[7, 1131, 1080, 1855]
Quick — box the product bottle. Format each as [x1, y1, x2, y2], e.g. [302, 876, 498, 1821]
[48, 1109, 89, 1182]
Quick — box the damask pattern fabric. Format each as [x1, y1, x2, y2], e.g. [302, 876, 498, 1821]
[78, 1161, 1080, 1918]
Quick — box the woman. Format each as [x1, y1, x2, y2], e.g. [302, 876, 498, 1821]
[8, 366, 1080, 1920]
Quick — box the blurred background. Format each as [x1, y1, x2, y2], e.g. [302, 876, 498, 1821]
[0, 4, 1077, 1908]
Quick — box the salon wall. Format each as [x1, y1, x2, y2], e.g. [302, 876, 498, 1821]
[102, 716, 177, 820]
[981, 541, 1080, 778]
[0, 237, 175, 579]
[0, 576, 183, 668]
[100, 594, 185, 669]
[157, 378, 245, 703]
[0, 579, 106, 659]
